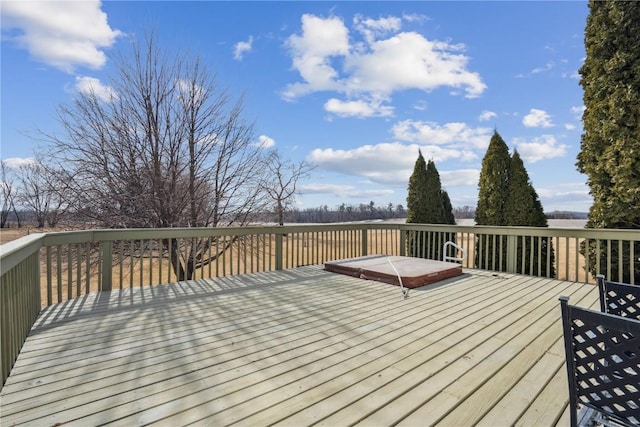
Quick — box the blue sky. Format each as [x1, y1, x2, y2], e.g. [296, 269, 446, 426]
[1, 1, 591, 213]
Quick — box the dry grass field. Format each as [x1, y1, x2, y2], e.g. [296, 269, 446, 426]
[0, 227, 39, 245]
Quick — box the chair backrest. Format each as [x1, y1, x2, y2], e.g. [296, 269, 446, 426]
[559, 296, 640, 427]
[597, 274, 640, 320]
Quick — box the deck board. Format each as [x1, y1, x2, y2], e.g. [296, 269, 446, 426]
[0, 266, 598, 426]
[285, 277, 562, 426]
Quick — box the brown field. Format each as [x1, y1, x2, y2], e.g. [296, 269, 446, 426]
[0, 227, 38, 245]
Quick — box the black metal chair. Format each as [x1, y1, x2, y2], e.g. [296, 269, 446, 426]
[598, 274, 640, 320]
[559, 296, 640, 426]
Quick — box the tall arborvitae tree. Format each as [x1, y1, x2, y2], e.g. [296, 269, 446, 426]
[476, 131, 511, 226]
[475, 131, 511, 270]
[505, 150, 555, 277]
[441, 190, 456, 225]
[406, 150, 429, 224]
[424, 159, 446, 223]
[505, 151, 547, 226]
[475, 134, 555, 277]
[577, 0, 640, 284]
[406, 152, 455, 259]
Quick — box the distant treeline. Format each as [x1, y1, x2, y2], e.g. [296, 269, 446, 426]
[277, 205, 587, 224]
[275, 203, 478, 224]
[1, 206, 588, 228]
[284, 203, 406, 224]
[544, 211, 589, 220]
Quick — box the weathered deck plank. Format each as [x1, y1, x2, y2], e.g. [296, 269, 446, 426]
[280, 277, 563, 426]
[352, 279, 593, 426]
[0, 266, 597, 426]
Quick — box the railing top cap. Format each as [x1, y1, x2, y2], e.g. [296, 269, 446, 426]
[0, 233, 44, 255]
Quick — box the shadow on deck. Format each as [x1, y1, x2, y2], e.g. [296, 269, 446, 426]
[1, 266, 598, 426]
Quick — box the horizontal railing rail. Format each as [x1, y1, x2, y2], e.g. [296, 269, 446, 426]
[1, 222, 639, 387]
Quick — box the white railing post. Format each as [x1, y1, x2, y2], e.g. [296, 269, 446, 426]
[101, 241, 113, 291]
[361, 229, 368, 256]
[275, 232, 283, 270]
[506, 235, 517, 273]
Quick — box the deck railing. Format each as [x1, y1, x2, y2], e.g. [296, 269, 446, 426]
[1, 223, 639, 387]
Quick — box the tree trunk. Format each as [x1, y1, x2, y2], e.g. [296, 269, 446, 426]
[277, 201, 284, 226]
[166, 238, 187, 281]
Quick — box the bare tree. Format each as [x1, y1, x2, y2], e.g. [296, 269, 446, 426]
[262, 150, 315, 225]
[0, 161, 19, 228]
[15, 158, 69, 228]
[41, 31, 269, 279]
[16, 161, 48, 228]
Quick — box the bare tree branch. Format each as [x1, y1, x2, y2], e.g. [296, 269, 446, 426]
[39, 31, 271, 279]
[262, 150, 315, 225]
[0, 161, 19, 228]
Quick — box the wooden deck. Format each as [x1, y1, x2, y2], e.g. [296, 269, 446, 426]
[0, 265, 599, 426]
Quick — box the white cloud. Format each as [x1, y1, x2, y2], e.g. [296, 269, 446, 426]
[198, 132, 221, 147]
[301, 119, 494, 193]
[307, 142, 413, 185]
[478, 110, 497, 122]
[299, 183, 354, 196]
[516, 61, 555, 79]
[514, 135, 568, 163]
[75, 76, 117, 102]
[413, 100, 428, 111]
[531, 61, 554, 74]
[307, 141, 475, 186]
[522, 109, 554, 128]
[1, 157, 37, 169]
[440, 169, 480, 187]
[344, 32, 486, 98]
[255, 135, 276, 149]
[300, 183, 394, 199]
[353, 14, 402, 44]
[391, 119, 492, 150]
[537, 182, 592, 211]
[1, 0, 122, 73]
[537, 183, 589, 200]
[562, 106, 584, 130]
[282, 13, 486, 113]
[352, 189, 396, 198]
[177, 78, 208, 106]
[402, 13, 430, 23]
[324, 98, 394, 118]
[570, 105, 585, 121]
[282, 14, 350, 99]
[233, 36, 253, 61]
[569, 70, 581, 80]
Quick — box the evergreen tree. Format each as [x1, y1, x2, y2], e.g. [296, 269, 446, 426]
[475, 131, 511, 270]
[476, 131, 511, 226]
[406, 152, 455, 259]
[406, 150, 429, 224]
[475, 134, 555, 277]
[577, 0, 640, 284]
[424, 159, 446, 223]
[441, 190, 455, 225]
[505, 151, 555, 277]
[505, 151, 547, 227]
